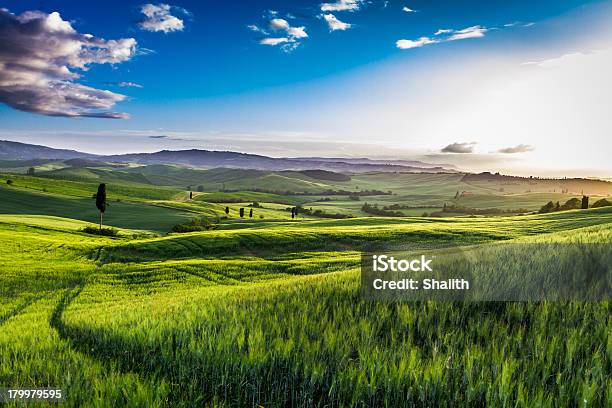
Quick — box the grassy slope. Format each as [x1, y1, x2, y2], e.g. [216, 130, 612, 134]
[97, 207, 612, 262]
[1, 168, 611, 406]
[9, 166, 605, 213]
[0, 185, 192, 232]
[0, 209, 610, 406]
[0, 172, 181, 201]
[195, 191, 306, 205]
[120, 166, 343, 192]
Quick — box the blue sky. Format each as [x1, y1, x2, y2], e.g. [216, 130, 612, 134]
[0, 0, 593, 98]
[0, 0, 611, 176]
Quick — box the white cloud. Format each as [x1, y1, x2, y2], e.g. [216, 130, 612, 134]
[269, 18, 308, 38]
[396, 37, 438, 49]
[402, 7, 415, 13]
[322, 14, 351, 31]
[287, 26, 308, 38]
[255, 18, 308, 51]
[260, 37, 291, 46]
[114, 82, 144, 88]
[398, 26, 489, 50]
[269, 18, 289, 31]
[320, 0, 362, 12]
[139, 3, 186, 33]
[0, 8, 137, 118]
[447, 25, 488, 41]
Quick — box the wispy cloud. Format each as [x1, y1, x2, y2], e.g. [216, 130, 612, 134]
[139, 3, 189, 33]
[322, 14, 352, 31]
[441, 142, 477, 153]
[320, 0, 363, 12]
[498, 144, 535, 154]
[269, 18, 308, 38]
[247, 24, 268, 34]
[397, 25, 488, 50]
[396, 37, 437, 49]
[402, 7, 416, 13]
[259, 37, 291, 46]
[447, 25, 487, 41]
[0, 8, 137, 118]
[107, 81, 144, 88]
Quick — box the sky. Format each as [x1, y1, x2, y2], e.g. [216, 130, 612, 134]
[0, 0, 611, 177]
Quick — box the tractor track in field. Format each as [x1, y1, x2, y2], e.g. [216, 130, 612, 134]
[0, 293, 47, 327]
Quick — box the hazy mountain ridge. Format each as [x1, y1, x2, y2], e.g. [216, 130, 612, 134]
[0, 141, 455, 174]
[0, 140, 96, 160]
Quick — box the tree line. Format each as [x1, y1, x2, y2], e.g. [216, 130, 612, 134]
[539, 196, 611, 213]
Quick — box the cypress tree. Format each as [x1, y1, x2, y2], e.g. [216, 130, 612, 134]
[95, 183, 107, 232]
[581, 196, 589, 209]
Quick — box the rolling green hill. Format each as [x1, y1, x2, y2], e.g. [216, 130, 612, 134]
[5, 162, 609, 214]
[0, 172, 181, 201]
[0, 204, 610, 406]
[1, 159, 611, 406]
[0, 185, 191, 232]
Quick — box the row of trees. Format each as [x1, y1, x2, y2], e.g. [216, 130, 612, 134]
[361, 203, 403, 217]
[224, 206, 254, 218]
[538, 196, 604, 213]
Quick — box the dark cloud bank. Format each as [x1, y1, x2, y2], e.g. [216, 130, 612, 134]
[0, 8, 137, 118]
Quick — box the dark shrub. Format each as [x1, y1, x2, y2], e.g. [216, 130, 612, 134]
[171, 218, 219, 233]
[591, 198, 612, 208]
[82, 226, 119, 236]
[539, 201, 555, 213]
[560, 198, 581, 210]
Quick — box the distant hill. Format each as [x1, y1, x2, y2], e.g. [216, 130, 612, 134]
[106, 149, 453, 173]
[295, 156, 458, 170]
[63, 158, 127, 168]
[0, 140, 454, 173]
[296, 170, 351, 182]
[0, 140, 95, 160]
[463, 172, 612, 196]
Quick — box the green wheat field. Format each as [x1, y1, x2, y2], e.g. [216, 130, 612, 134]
[0, 163, 611, 407]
